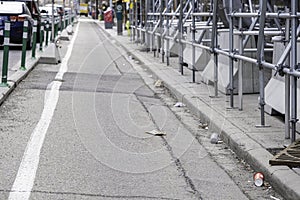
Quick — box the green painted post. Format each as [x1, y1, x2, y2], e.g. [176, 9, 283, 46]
[20, 20, 28, 71]
[65, 15, 68, 27]
[0, 21, 10, 87]
[39, 20, 44, 51]
[31, 20, 37, 58]
[54, 18, 57, 39]
[55, 17, 59, 37]
[61, 16, 64, 30]
[50, 19, 53, 41]
[45, 20, 49, 46]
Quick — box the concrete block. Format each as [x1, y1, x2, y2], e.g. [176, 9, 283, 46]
[200, 31, 267, 94]
[66, 25, 73, 35]
[39, 43, 61, 64]
[59, 29, 70, 41]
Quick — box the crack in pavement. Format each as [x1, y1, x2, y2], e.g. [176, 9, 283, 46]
[135, 95, 202, 199]
[0, 189, 180, 200]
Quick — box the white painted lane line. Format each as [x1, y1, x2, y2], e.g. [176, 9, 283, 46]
[8, 23, 80, 200]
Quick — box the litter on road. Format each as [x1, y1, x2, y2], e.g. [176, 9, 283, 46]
[145, 130, 167, 136]
[210, 133, 220, 144]
[174, 102, 186, 107]
[154, 80, 163, 88]
[253, 172, 264, 187]
[198, 122, 208, 129]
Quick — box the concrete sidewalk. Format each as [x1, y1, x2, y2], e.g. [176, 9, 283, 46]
[97, 21, 300, 200]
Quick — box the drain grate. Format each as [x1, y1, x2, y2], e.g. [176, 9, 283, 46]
[269, 139, 300, 167]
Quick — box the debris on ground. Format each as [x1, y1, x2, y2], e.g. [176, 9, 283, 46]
[145, 130, 166, 136]
[154, 80, 164, 88]
[198, 122, 208, 129]
[174, 102, 186, 107]
[210, 133, 220, 144]
[253, 172, 264, 187]
[270, 195, 281, 200]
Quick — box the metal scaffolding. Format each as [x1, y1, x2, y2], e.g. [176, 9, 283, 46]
[129, 0, 300, 143]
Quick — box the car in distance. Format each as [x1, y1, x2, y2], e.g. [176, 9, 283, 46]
[1, 0, 41, 42]
[39, 6, 59, 18]
[0, 1, 34, 48]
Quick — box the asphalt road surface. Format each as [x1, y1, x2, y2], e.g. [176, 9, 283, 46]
[0, 19, 282, 200]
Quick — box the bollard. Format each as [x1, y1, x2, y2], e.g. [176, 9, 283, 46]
[20, 20, 28, 70]
[39, 19, 44, 51]
[126, 20, 130, 36]
[31, 20, 37, 58]
[55, 17, 59, 38]
[1, 21, 10, 87]
[45, 20, 49, 46]
[61, 16, 64, 30]
[65, 15, 67, 27]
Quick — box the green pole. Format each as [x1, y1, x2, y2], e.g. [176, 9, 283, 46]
[0, 21, 10, 87]
[50, 19, 53, 41]
[45, 21, 49, 46]
[39, 20, 44, 51]
[20, 20, 28, 71]
[31, 20, 37, 58]
[55, 18, 59, 38]
[54, 18, 57, 39]
[61, 16, 64, 30]
[66, 15, 68, 27]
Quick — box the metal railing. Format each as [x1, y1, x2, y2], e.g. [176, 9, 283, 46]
[129, 0, 299, 143]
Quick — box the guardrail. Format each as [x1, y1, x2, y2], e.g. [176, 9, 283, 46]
[129, 0, 299, 143]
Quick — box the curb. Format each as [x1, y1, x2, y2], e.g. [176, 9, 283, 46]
[98, 23, 300, 200]
[0, 47, 48, 106]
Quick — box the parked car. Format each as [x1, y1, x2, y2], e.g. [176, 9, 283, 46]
[45, 4, 64, 17]
[39, 6, 60, 30]
[45, 4, 64, 30]
[1, 0, 41, 42]
[0, 1, 34, 48]
[39, 6, 59, 18]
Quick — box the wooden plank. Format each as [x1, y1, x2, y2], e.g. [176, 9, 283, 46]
[269, 139, 300, 167]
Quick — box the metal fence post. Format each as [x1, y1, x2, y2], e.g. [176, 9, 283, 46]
[178, 0, 184, 75]
[229, 0, 235, 107]
[0, 21, 10, 87]
[238, 9, 243, 110]
[256, 0, 268, 127]
[290, 0, 299, 142]
[212, 0, 219, 97]
[20, 20, 28, 70]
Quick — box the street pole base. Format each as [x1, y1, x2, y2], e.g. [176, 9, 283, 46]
[209, 95, 220, 98]
[20, 66, 27, 71]
[0, 82, 9, 87]
[226, 107, 238, 110]
[255, 124, 271, 128]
